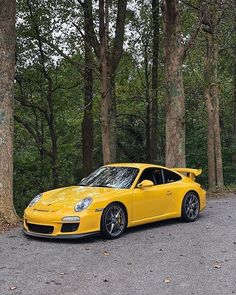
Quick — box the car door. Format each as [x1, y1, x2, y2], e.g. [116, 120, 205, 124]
[132, 168, 172, 221]
[161, 168, 183, 214]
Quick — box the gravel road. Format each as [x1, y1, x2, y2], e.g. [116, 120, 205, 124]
[0, 194, 236, 295]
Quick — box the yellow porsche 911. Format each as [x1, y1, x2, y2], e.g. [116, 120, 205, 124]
[23, 163, 206, 239]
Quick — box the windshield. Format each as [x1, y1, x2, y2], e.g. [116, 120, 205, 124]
[78, 166, 139, 189]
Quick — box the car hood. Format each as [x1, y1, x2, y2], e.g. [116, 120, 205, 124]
[33, 186, 125, 211]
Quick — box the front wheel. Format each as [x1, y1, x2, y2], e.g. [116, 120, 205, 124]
[101, 203, 127, 239]
[181, 192, 200, 222]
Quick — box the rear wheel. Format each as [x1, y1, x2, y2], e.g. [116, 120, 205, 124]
[181, 192, 200, 222]
[101, 203, 127, 239]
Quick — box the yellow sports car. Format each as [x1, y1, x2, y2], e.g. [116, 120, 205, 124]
[23, 163, 206, 239]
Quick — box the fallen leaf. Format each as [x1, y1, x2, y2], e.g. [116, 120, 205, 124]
[59, 272, 66, 275]
[103, 279, 108, 282]
[214, 264, 221, 269]
[10, 287, 17, 290]
[164, 278, 171, 283]
[103, 251, 110, 256]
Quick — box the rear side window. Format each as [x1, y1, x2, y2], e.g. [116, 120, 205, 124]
[163, 169, 181, 183]
[137, 168, 164, 185]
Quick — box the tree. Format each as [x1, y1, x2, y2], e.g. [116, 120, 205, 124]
[82, 0, 127, 164]
[0, 0, 18, 223]
[162, 0, 201, 168]
[149, 0, 159, 163]
[82, 5, 94, 176]
[233, 0, 236, 164]
[203, 1, 224, 188]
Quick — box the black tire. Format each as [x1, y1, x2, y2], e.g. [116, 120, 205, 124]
[181, 192, 200, 222]
[101, 203, 127, 239]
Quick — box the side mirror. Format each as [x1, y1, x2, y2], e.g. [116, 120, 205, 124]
[137, 180, 154, 188]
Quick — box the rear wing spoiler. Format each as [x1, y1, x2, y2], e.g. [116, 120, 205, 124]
[172, 168, 202, 181]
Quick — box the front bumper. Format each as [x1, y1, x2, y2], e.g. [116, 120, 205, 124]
[22, 229, 99, 239]
[23, 207, 102, 238]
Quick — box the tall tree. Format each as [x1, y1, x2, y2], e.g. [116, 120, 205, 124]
[163, 0, 186, 168]
[233, 0, 236, 164]
[82, 6, 94, 176]
[82, 0, 127, 164]
[162, 0, 201, 168]
[0, 0, 18, 222]
[149, 0, 159, 163]
[203, 1, 224, 188]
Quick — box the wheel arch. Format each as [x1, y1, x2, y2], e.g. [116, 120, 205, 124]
[185, 190, 200, 204]
[100, 201, 129, 228]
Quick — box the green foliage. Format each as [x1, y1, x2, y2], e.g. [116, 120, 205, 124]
[14, 0, 236, 215]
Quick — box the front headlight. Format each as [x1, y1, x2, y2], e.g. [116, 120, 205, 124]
[74, 197, 93, 212]
[28, 194, 42, 207]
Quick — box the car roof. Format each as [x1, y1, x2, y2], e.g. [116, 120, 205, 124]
[106, 163, 166, 169]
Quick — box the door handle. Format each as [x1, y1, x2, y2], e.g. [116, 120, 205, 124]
[166, 191, 173, 196]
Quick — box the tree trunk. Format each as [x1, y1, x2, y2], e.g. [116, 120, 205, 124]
[163, 0, 186, 168]
[144, 41, 151, 162]
[47, 80, 58, 188]
[233, 54, 236, 163]
[205, 84, 216, 188]
[99, 0, 116, 164]
[149, 0, 159, 163]
[0, 0, 18, 223]
[204, 2, 224, 188]
[82, 11, 94, 176]
[80, 0, 127, 164]
[83, 0, 127, 164]
[232, 5, 236, 164]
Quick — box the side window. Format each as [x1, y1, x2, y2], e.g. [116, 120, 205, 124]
[163, 169, 181, 183]
[153, 169, 164, 185]
[138, 168, 164, 185]
[138, 168, 156, 184]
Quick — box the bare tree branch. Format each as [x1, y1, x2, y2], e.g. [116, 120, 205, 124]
[181, 21, 202, 61]
[14, 115, 52, 157]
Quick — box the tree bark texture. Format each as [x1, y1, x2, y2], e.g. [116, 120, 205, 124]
[0, 0, 18, 223]
[204, 2, 224, 188]
[163, 0, 186, 168]
[82, 9, 94, 176]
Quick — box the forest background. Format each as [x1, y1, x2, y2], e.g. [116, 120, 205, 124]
[0, 0, 235, 219]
